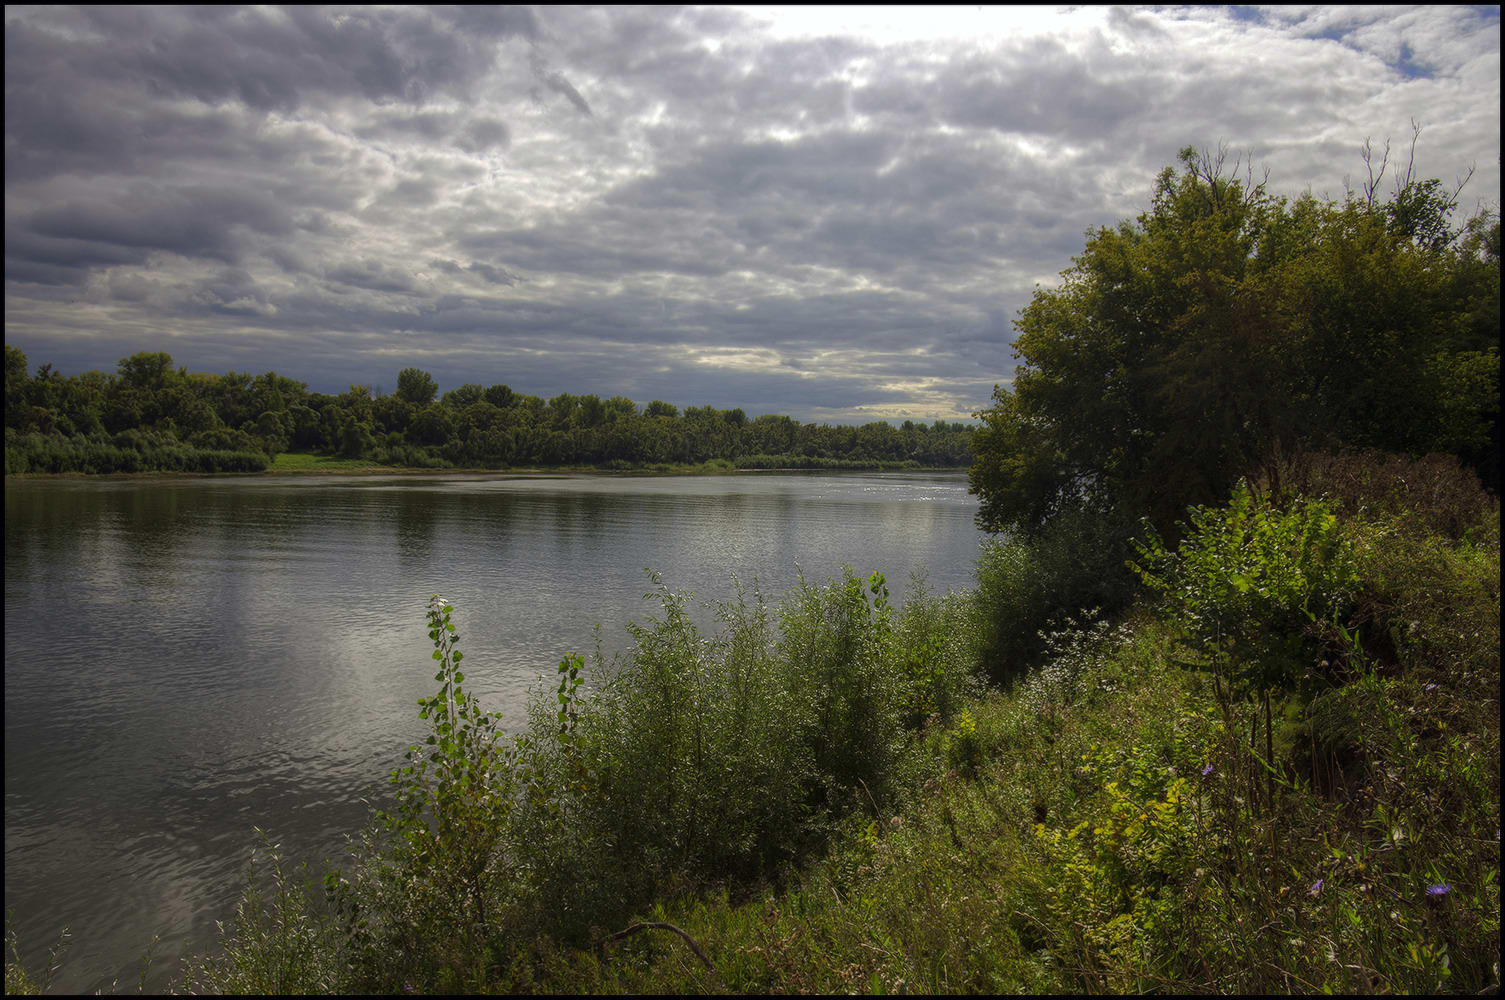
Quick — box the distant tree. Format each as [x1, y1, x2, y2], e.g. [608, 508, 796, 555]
[5, 345, 29, 429]
[373, 395, 417, 436]
[578, 394, 606, 428]
[645, 400, 678, 418]
[253, 410, 289, 456]
[396, 368, 439, 406]
[409, 404, 455, 446]
[117, 351, 177, 393]
[483, 384, 516, 409]
[547, 393, 580, 428]
[338, 419, 375, 458]
[442, 383, 485, 409]
[603, 395, 638, 421]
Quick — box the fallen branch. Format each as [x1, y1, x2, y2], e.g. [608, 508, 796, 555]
[596, 921, 713, 970]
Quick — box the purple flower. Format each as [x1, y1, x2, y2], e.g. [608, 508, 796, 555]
[1426, 884, 1451, 896]
[1309, 879, 1324, 896]
[1424, 683, 1437, 692]
[1202, 763, 1214, 776]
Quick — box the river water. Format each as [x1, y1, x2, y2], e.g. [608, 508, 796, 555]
[3, 470, 981, 992]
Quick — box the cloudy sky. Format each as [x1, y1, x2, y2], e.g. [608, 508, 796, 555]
[4, 5, 1499, 421]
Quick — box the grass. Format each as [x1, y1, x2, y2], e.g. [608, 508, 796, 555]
[516, 605, 1499, 994]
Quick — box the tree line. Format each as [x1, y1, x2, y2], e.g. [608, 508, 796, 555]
[3, 349, 973, 474]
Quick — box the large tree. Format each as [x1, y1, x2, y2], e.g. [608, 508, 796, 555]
[970, 142, 1500, 536]
[396, 367, 439, 406]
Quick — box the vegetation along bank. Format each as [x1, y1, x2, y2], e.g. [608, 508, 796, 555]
[3, 351, 973, 476]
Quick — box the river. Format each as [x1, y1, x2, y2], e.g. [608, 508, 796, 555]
[3, 470, 981, 992]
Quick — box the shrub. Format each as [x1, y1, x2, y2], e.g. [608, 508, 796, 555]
[1255, 447, 1496, 542]
[975, 505, 1138, 684]
[1130, 482, 1360, 699]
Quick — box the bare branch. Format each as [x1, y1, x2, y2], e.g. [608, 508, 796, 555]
[1360, 136, 1390, 208]
[1393, 118, 1422, 198]
[1451, 162, 1477, 203]
[596, 921, 714, 971]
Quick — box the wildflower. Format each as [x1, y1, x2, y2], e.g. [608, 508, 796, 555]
[1426, 884, 1451, 896]
[1309, 879, 1324, 896]
[1424, 683, 1437, 692]
[1202, 763, 1214, 777]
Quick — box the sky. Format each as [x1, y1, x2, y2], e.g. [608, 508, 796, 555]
[3, 5, 1500, 422]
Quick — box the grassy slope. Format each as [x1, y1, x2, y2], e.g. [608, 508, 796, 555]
[508, 515, 1502, 994]
[537, 619, 1499, 993]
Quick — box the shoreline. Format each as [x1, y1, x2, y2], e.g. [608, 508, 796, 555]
[7, 459, 972, 480]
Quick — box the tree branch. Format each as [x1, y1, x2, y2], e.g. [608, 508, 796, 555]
[596, 921, 714, 970]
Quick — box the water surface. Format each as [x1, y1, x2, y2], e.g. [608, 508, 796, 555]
[4, 470, 980, 991]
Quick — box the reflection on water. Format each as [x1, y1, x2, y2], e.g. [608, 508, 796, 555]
[3, 471, 980, 992]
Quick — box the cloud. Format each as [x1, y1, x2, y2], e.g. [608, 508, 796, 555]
[4, 5, 1500, 422]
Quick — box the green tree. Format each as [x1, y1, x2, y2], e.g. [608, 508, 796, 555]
[396, 368, 439, 406]
[970, 142, 1499, 537]
[577, 394, 606, 428]
[338, 418, 375, 458]
[603, 395, 638, 422]
[483, 383, 516, 409]
[3, 345, 28, 429]
[117, 351, 178, 393]
[441, 384, 484, 409]
[645, 400, 678, 419]
[409, 404, 455, 446]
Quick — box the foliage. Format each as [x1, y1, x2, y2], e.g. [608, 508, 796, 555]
[1130, 483, 1360, 697]
[182, 834, 340, 995]
[973, 504, 1139, 684]
[540, 507, 1497, 995]
[6, 350, 973, 474]
[3, 920, 66, 996]
[970, 141, 1500, 538]
[395, 368, 439, 406]
[4, 428, 269, 474]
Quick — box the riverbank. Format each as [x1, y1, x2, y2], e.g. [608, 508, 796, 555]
[264, 452, 967, 476]
[3, 450, 970, 479]
[10, 451, 1488, 995]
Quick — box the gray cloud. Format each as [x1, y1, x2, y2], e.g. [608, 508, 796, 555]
[4, 5, 1500, 422]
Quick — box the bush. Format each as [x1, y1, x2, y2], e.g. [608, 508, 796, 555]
[1256, 447, 1495, 542]
[512, 569, 951, 939]
[2, 431, 269, 474]
[1130, 482, 1361, 697]
[974, 505, 1138, 684]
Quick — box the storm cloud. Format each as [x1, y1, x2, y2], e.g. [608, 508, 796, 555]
[5, 5, 1499, 421]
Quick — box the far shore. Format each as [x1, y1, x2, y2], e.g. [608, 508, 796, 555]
[6, 454, 971, 480]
